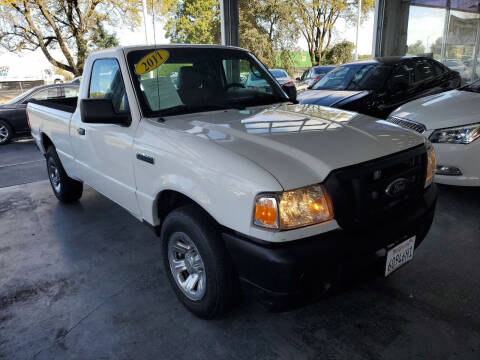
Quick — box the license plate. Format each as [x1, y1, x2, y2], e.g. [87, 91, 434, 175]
[385, 236, 416, 277]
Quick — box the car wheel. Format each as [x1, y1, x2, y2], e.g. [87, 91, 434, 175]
[161, 205, 237, 319]
[46, 146, 83, 203]
[0, 120, 13, 145]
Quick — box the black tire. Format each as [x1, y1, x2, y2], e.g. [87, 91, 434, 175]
[161, 205, 237, 319]
[0, 120, 13, 145]
[46, 146, 83, 203]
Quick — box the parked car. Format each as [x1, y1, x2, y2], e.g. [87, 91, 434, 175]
[296, 66, 336, 92]
[269, 68, 295, 87]
[387, 80, 480, 186]
[298, 57, 461, 119]
[28, 45, 437, 318]
[0, 83, 79, 144]
[444, 59, 472, 84]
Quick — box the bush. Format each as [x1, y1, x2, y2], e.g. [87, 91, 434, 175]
[324, 41, 355, 65]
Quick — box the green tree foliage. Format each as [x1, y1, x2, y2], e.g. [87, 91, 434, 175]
[323, 40, 354, 64]
[90, 21, 119, 51]
[164, 0, 299, 72]
[407, 40, 426, 56]
[293, 0, 374, 65]
[165, 0, 220, 43]
[240, 0, 299, 72]
[430, 37, 443, 59]
[0, 0, 145, 76]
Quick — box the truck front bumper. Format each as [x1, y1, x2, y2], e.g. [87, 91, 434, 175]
[222, 184, 437, 303]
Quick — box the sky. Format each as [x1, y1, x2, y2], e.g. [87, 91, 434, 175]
[406, 6, 446, 50]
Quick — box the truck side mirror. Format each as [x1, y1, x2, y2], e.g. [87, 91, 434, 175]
[282, 84, 297, 101]
[80, 98, 130, 126]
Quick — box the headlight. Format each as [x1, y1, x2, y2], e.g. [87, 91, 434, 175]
[254, 184, 334, 230]
[425, 145, 436, 188]
[429, 123, 480, 144]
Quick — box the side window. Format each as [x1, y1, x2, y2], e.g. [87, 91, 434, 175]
[64, 86, 79, 98]
[89, 59, 129, 113]
[414, 60, 435, 83]
[431, 61, 446, 76]
[31, 87, 61, 100]
[388, 63, 414, 94]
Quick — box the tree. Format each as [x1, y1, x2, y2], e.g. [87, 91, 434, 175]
[407, 40, 426, 56]
[0, 0, 143, 76]
[90, 20, 119, 51]
[239, 0, 299, 68]
[293, 0, 374, 65]
[323, 40, 354, 64]
[165, 0, 220, 43]
[430, 37, 443, 59]
[163, 0, 299, 69]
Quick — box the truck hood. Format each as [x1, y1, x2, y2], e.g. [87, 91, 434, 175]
[391, 89, 480, 130]
[297, 89, 368, 107]
[164, 103, 424, 190]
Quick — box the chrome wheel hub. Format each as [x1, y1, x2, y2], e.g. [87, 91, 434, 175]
[48, 158, 61, 193]
[0, 125, 8, 143]
[168, 232, 206, 301]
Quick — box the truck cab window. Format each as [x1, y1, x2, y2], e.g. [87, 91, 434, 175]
[89, 59, 129, 113]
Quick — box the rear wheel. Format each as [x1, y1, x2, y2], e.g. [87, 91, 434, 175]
[0, 120, 13, 145]
[46, 146, 83, 203]
[161, 205, 237, 319]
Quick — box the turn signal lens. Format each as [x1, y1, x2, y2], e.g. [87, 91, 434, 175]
[425, 145, 436, 188]
[254, 197, 278, 229]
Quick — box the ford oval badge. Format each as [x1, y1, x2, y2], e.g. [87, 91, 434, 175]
[385, 178, 408, 197]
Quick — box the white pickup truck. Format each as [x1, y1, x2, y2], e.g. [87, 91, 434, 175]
[28, 45, 438, 318]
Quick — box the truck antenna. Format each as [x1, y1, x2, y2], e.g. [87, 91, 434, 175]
[151, 0, 161, 118]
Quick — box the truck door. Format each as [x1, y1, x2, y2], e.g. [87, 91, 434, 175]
[70, 58, 140, 216]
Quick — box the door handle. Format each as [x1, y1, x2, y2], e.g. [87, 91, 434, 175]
[77, 128, 85, 135]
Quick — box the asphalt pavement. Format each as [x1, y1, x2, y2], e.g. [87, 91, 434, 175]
[0, 139, 479, 359]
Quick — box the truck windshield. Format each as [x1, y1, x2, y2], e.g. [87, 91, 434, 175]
[127, 47, 289, 117]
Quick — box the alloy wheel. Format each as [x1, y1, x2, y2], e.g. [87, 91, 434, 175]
[168, 232, 207, 301]
[0, 124, 9, 144]
[47, 158, 61, 193]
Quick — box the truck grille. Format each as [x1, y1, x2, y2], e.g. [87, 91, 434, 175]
[385, 116, 426, 134]
[324, 145, 427, 230]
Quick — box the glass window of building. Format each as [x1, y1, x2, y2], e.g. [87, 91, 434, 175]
[407, 0, 480, 84]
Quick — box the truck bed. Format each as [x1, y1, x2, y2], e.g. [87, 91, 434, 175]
[29, 97, 77, 113]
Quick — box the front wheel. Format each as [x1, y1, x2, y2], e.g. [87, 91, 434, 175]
[46, 146, 83, 203]
[161, 205, 237, 319]
[0, 120, 13, 145]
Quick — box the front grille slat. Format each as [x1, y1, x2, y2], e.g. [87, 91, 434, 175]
[385, 116, 426, 134]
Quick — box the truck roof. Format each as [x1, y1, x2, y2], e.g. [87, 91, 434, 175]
[91, 44, 248, 58]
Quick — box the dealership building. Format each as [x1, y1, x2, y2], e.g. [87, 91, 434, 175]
[374, 0, 480, 83]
